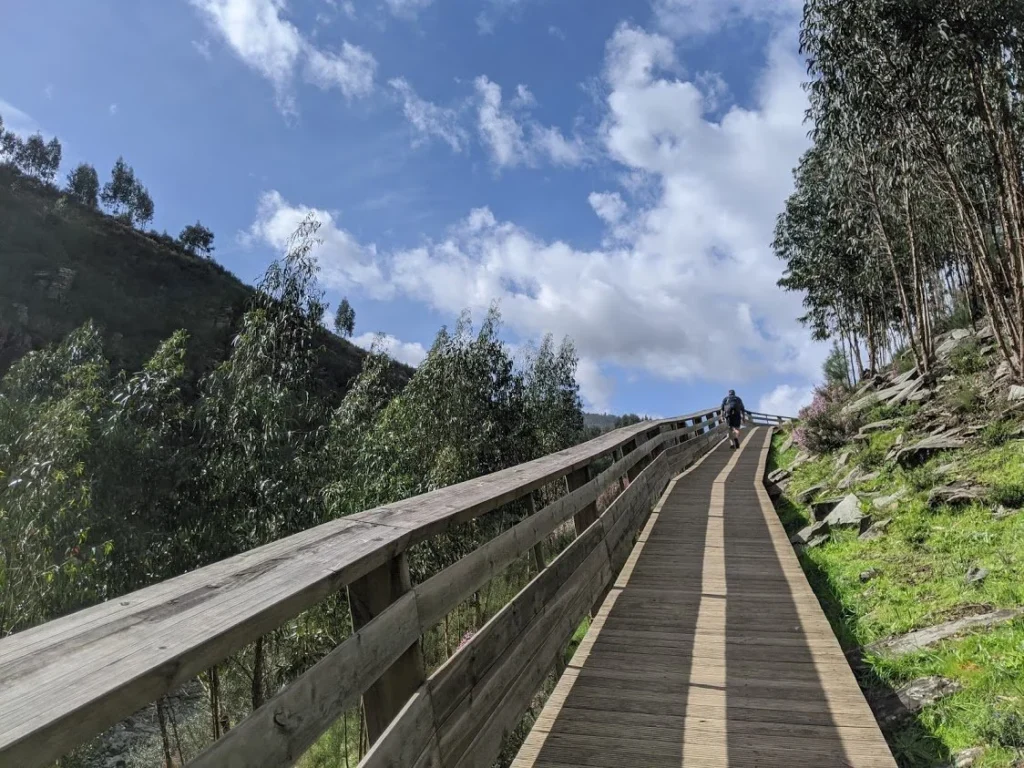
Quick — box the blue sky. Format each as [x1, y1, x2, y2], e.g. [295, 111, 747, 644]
[0, 0, 823, 417]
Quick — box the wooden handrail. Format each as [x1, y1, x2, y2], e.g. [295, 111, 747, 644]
[0, 407, 786, 767]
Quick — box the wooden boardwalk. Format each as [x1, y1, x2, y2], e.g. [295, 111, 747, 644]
[513, 428, 897, 768]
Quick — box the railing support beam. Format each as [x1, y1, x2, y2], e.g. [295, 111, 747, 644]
[348, 553, 426, 745]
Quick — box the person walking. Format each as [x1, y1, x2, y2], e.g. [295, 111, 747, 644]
[721, 389, 746, 449]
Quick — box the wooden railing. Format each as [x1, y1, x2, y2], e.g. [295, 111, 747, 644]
[746, 410, 795, 425]
[0, 407, 786, 768]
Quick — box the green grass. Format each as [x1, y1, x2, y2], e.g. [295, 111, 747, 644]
[773, 428, 1024, 766]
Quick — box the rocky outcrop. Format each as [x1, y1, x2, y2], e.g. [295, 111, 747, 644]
[894, 432, 966, 468]
[866, 608, 1024, 657]
[859, 518, 892, 542]
[870, 676, 962, 725]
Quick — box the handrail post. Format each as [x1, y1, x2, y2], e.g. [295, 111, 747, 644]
[567, 465, 598, 535]
[348, 552, 426, 745]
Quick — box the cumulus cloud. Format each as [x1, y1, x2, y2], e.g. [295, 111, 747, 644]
[758, 384, 814, 418]
[190, 0, 376, 113]
[389, 78, 469, 152]
[352, 332, 428, 367]
[474, 76, 587, 168]
[244, 191, 393, 299]
[244, 20, 826, 398]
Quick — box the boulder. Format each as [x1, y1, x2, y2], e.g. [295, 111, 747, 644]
[779, 435, 794, 453]
[822, 495, 865, 529]
[810, 497, 843, 521]
[873, 490, 906, 509]
[1009, 385, 1024, 402]
[837, 468, 878, 490]
[791, 520, 829, 546]
[805, 534, 830, 550]
[866, 608, 1024, 657]
[927, 484, 985, 509]
[791, 451, 812, 469]
[859, 518, 892, 542]
[836, 450, 852, 468]
[907, 388, 933, 403]
[948, 748, 984, 768]
[965, 566, 989, 585]
[996, 360, 1013, 380]
[895, 432, 966, 468]
[859, 568, 881, 583]
[767, 468, 791, 484]
[797, 484, 825, 504]
[871, 676, 962, 725]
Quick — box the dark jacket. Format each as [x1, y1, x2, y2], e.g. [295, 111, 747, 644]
[722, 395, 745, 418]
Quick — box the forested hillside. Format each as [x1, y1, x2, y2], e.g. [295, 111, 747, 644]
[0, 164, 377, 395]
[771, 3, 1024, 766]
[1, 117, 592, 766]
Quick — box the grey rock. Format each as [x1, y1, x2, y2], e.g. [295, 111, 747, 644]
[951, 328, 972, 341]
[928, 484, 985, 509]
[859, 518, 893, 542]
[895, 433, 966, 468]
[907, 388, 932, 403]
[823, 494, 865, 529]
[866, 608, 1024, 657]
[965, 566, 989, 585]
[810, 497, 843, 521]
[873, 490, 906, 509]
[767, 468, 791, 484]
[996, 360, 1013, 380]
[872, 676, 962, 724]
[949, 747, 984, 768]
[836, 449, 852, 468]
[934, 462, 958, 476]
[797, 484, 825, 504]
[859, 568, 881, 583]
[791, 520, 830, 546]
[792, 451, 812, 468]
[805, 534, 830, 549]
[1009, 385, 1024, 402]
[836, 467, 861, 490]
[780, 435, 794, 453]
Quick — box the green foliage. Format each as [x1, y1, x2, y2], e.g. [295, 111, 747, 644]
[949, 340, 985, 376]
[823, 344, 850, 389]
[981, 419, 1017, 448]
[101, 156, 153, 226]
[949, 378, 983, 415]
[333, 297, 355, 338]
[65, 163, 99, 209]
[16, 132, 61, 182]
[179, 220, 215, 257]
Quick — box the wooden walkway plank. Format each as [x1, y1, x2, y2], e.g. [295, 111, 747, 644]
[513, 428, 896, 768]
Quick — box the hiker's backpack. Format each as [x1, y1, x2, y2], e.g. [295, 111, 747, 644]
[724, 396, 740, 417]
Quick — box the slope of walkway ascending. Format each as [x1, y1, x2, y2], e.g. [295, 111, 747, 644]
[513, 427, 897, 768]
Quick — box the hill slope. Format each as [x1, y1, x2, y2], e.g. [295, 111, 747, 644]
[768, 323, 1024, 767]
[0, 165, 381, 393]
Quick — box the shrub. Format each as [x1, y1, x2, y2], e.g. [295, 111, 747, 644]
[949, 378, 982, 415]
[981, 419, 1017, 447]
[949, 339, 985, 375]
[792, 385, 857, 454]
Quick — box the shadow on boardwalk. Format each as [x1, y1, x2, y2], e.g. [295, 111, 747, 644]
[513, 429, 900, 768]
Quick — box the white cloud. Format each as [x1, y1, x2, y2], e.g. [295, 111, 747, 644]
[244, 21, 826, 393]
[43, 85, 54, 100]
[352, 332, 428, 367]
[548, 25, 565, 40]
[244, 190, 393, 299]
[653, 0, 802, 38]
[474, 76, 588, 168]
[758, 384, 814, 418]
[389, 78, 469, 152]
[304, 43, 376, 98]
[384, 0, 434, 19]
[0, 99, 36, 136]
[575, 358, 615, 412]
[588, 191, 627, 224]
[109, 103, 119, 115]
[190, 0, 377, 113]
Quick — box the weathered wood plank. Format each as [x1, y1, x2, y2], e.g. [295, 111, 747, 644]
[189, 592, 420, 768]
[349, 554, 426, 744]
[359, 688, 439, 768]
